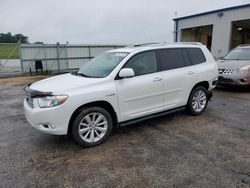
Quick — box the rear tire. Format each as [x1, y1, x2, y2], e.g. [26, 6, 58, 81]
[186, 86, 208, 115]
[71, 107, 113, 147]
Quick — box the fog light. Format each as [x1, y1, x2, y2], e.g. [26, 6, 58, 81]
[42, 123, 55, 129]
[42, 124, 49, 129]
[240, 79, 247, 83]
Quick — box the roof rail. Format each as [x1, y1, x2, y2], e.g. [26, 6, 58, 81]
[125, 42, 167, 48]
[124, 42, 203, 49]
[134, 42, 167, 47]
[174, 42, 203, 45]
[238, 44, 250, 47]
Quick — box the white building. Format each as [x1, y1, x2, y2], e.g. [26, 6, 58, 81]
[173, 4, 250, 59]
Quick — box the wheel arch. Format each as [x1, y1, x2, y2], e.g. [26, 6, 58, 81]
[67, 100, 118, 135]
[187, 81, 209, 104]
[192, 81, 209, 91]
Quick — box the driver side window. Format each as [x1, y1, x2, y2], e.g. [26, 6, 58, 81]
[124, 51, 157, 76]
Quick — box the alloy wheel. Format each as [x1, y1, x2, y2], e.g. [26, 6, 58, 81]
[192, 90, 207, 112]
[78, 112, 108, 143]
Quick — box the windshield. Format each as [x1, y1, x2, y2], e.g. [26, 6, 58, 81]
[77, 52, 128, 78]
[223, 48, 250, 60]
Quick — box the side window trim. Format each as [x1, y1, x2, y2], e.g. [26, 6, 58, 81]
[181, 48, 192, 67]
[116, 50, 159, 79]
[156, 49, 163, 71]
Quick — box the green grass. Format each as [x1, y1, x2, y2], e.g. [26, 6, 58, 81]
[0, 43, 19, 59]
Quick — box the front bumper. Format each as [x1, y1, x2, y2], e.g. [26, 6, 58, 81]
[217, 76, 250, 86]
[23, 99, 69, 135]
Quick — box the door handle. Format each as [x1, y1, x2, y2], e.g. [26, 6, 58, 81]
[153, 77, 162, 82]
[188, 71, 195, 75]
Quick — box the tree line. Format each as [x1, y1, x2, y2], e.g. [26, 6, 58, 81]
[0, 32, 29, 43]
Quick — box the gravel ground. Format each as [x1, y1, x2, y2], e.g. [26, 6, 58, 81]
[0, 78, 250, 188]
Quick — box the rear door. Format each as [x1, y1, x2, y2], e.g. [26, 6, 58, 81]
[157, 48, 196, 109]
[185, 48, 209, 85]
[115, 51, 164, 122]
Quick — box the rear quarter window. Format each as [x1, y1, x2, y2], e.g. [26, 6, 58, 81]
[186, 48, 206, 65]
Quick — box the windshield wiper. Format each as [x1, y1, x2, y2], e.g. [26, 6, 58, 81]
[71, 71, 86, 77]
[223, 59, 239, 61]
[71, 71, 97, 78]
[76, 73, 89, 77]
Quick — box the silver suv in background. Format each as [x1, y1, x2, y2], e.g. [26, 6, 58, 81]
[217, 44, 250, 87]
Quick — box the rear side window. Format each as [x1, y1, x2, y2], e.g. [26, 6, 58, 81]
[186, 48, 206, 65]
[158, 49, 185, 71]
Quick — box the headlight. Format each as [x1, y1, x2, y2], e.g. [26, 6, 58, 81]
[37, 95, 68, 108]
[239, 65, 250, 74]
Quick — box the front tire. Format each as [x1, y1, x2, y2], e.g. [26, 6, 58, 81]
[186, 86, 208, 115]
[72, 107, 113, 147]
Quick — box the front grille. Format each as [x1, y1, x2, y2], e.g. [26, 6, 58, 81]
[218, 69, 235, 74]
[25, 92, 34, 108]
[218, 76, 234, 83]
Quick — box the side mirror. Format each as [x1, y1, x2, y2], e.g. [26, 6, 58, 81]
[119, 68, 135, 78]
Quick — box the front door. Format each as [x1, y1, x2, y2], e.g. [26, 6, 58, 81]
[115, 51, 164, 122]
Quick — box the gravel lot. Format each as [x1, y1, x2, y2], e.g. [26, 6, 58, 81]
[0, 77, 250, 188]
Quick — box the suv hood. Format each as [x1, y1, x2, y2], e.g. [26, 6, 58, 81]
[29, 73, 102, 94]
[217, 60, 250, 70]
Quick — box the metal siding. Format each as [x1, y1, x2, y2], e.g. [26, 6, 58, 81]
[45, 48, 57, 59]
[174, 3, 250, 21]
[67, 46, 89, 58]
[68, 59, 90, 69]
[176, 7, 250, 58]
[20, 44, 124, 73]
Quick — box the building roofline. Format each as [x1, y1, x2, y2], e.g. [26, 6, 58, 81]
[173, 3, 250, 21]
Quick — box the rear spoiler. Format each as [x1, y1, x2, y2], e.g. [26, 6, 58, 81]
[24, 84, 52, 98]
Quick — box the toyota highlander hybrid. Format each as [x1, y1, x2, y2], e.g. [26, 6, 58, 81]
[24, 43, 218, 147]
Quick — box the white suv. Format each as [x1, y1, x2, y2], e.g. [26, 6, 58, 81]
[24, 43, 218, 147]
